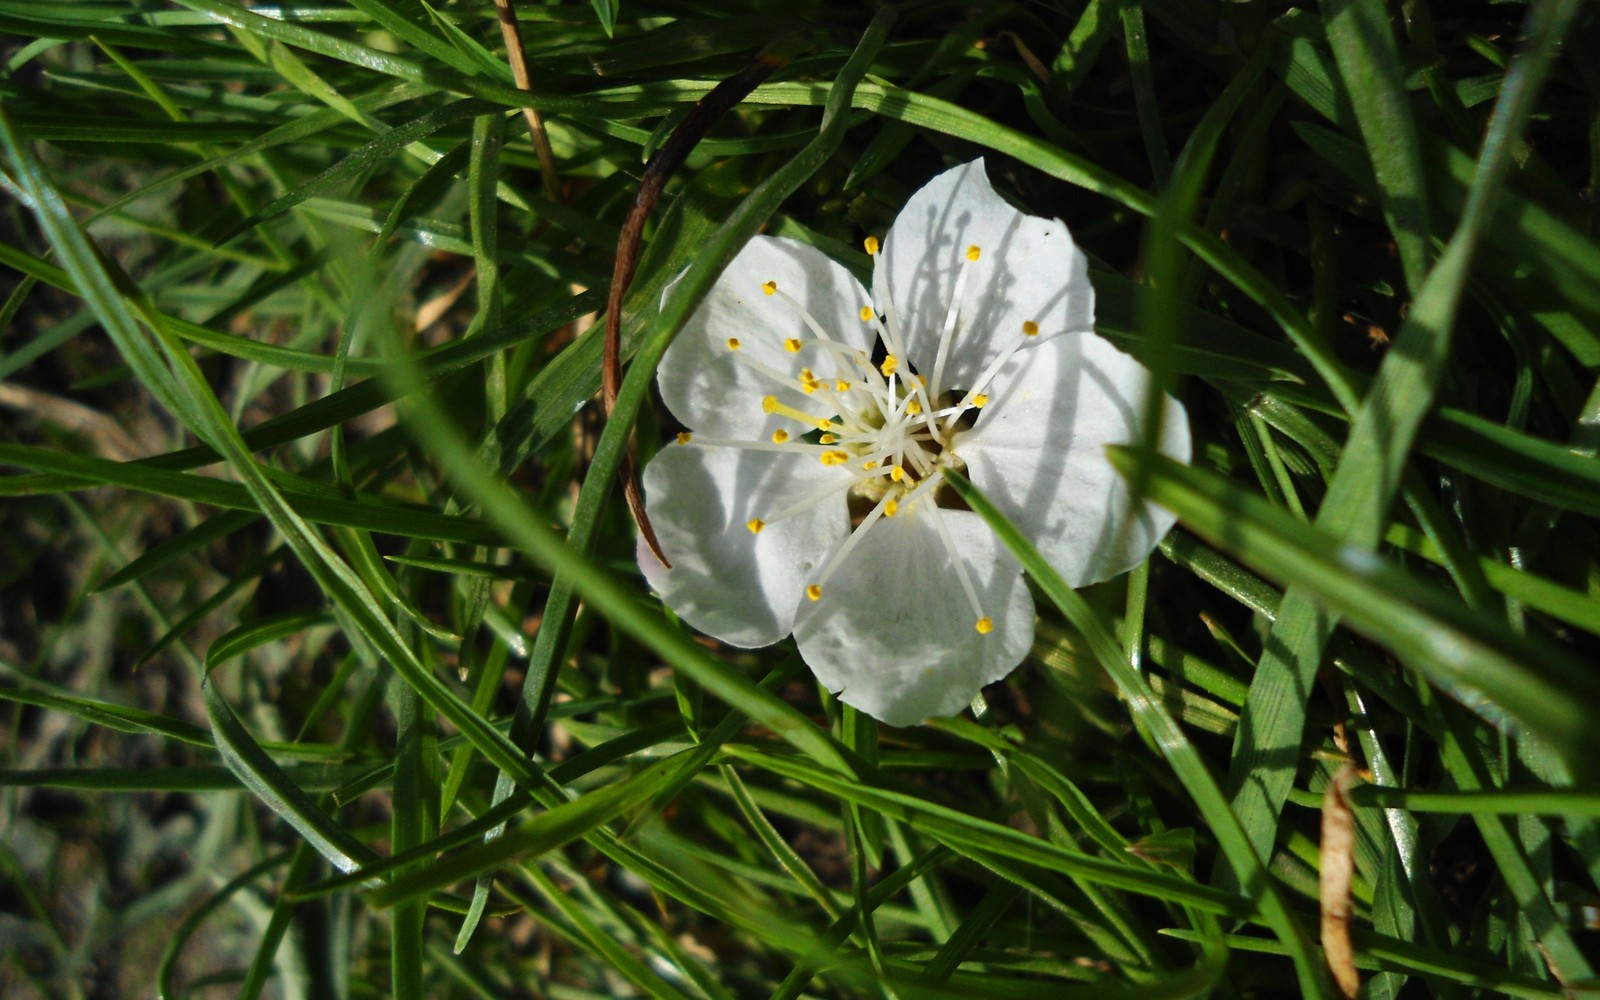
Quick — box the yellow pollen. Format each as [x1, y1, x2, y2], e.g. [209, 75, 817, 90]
[772, 429, 790, 444]
[746, 518, 765, 534]
[820, 450, 850, 466]
[966, 245, 981, 262]
[863, 460, 879, 470]
[889, 466, 905, 482]
[884, 500, 899, 517]
[676, 432, 693, 445]
[819, 433, 838, 444]
[806, 584, 823, 601]
[864, 235, 880, 256]
[762, 280, 777, 296]
[784, 338, 802, 353]
[801, 380, 820, 395]
[800, 368, 816, 381]
[1023, 320, 1039, 336]
[975, 616, 994, 635]
[906, 399, 922, 415]
[836, 379, 850, 392]
[880, 355, 900, 376]
[859, 305, 874, 322]
[762, 395, 780, 413]
[972, 393, 989, 408]
[727, 337, 741, 350]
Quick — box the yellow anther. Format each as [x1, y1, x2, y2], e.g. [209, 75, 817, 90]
[806, 584, 823, 601]
[819, 433, 838, 444]
[864, 235, 880, 256]
[880, 355, 900, 376]
[762, 280, 777, 296]
[836, 379, 850, 392]
[801, 380, 820, 395]
[746, 518, 765, 534]
[859, 305, 875, 322]
[884, 500, 899, 518]
[972, 393, 989, 408]
[863, 460, 879, 470]
[727, 337, 742, 350]
[889, 466, 905, 482]
[676, 432, 693, 445]
[966, 245, 981, 262]
[906, 399, 923, 415]
[772, 429, 790, 444]
[1022, 320, 1039, 336]
[762, 395, 780, 413]
[784, 338, 802, 353]
[820, 450, 850, 466]
[975, 616, 994, 634]
[800, 368, 816, 381]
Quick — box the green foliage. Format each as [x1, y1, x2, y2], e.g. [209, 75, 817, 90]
[2, 1, 1599, 997]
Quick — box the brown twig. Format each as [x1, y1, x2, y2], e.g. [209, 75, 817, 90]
[491, 0, 561, 203]
[1319, 765, 1361, 999]
[603, 50, 790, 568]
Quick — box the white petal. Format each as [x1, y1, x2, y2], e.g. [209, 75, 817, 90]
[957, 333, 1191, 588]
[658, 236, 877, 438]
[881, 159, 1094, 394]
[792, 508, 1034, 727]
[639, 442, 851, 648]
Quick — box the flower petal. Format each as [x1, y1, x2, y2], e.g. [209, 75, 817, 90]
[639, 442, 851, 648]
[658, 236, 877, 437]
[792, 508, 1034, 726]
[881, 159, 1093, 395]
[957, 333, 1191, 587]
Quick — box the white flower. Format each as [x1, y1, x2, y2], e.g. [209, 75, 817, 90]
[637, 160, 1191, 726]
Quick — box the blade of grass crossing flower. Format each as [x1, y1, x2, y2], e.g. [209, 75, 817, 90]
[1219, 0, 1586, 890]
[456, 8, 895, 948]
[943, 470, 1331, 998]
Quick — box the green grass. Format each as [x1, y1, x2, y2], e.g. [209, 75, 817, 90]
[3, 1, 1600, 997]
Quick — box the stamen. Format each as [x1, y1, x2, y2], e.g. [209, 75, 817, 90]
[727, 337, 741, 350]
[819, 450, 851, 466]
[682, 435, 836, 456]
[746, 518, 765, 534]
[784, 338, 802, 353]
[864, 235, 880, 256]
[943, 333, 1034, 435]
[1023, 320, 1039, 337]
[884, 499, 899, 517]
[859, 305, 875, 322]
[929, 242, 980, 400]
[809, 491, 898, 596]
[772, 429, 789, 443]
[762, 280, 777, 296]
[972, 394, 988, 408]
[924, 502, 986, 625]
[819, 434, 838, 444]
[870, 244, 908, 360]
[763, 394, 837, 431]
[676, 432, 692, 445]
[880, 355, 899, 377]
[806, 584, 822, 601]
[975, 616, 993, 634]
